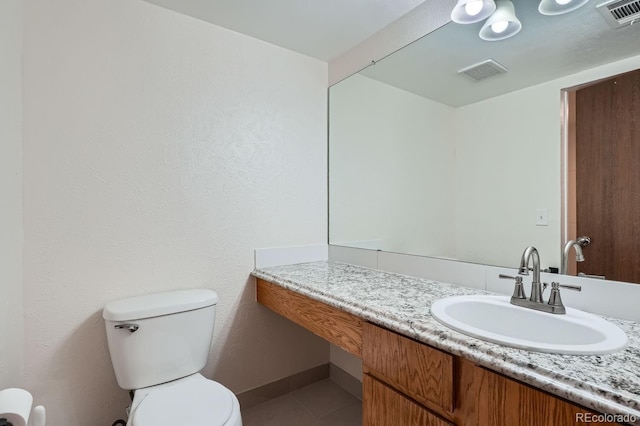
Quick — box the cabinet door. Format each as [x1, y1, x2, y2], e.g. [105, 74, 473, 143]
[363, 322, 453, 414]
[454, 358, 622, 426]
[363, 374, 453, 426]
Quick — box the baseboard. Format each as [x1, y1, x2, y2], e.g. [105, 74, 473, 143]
[330, 363, 363, 400]
[237, 363, 330, 410]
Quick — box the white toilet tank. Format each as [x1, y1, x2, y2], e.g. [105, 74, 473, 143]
[103, 289, 219, 390]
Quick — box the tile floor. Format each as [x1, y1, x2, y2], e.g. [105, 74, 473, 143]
[241, 378, 362, 426]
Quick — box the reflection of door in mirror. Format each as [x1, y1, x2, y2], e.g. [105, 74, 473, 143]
[567, 68, 640, 284]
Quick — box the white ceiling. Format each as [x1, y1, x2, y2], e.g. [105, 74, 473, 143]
[143, 0, 426, 61]
[359, 0, 640, 106]
[143, 0, 640, 105]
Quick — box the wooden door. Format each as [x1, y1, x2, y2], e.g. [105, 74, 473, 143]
[575, 68, 640, 283]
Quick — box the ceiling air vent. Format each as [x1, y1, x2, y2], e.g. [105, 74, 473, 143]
[458, 59, 508, 82]
[597, 0, 640, 29]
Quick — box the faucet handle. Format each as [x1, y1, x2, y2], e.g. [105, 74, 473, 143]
[543, 282, 582, 293]
[499, 274, 526, 300]
[498, 274, 516, 280]
[545, 282, 582, 311]
[557, 283, 582, 291]
[546, 282, 582, 292]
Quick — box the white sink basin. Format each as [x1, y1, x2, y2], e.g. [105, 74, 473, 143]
[430, 295, 628, 355]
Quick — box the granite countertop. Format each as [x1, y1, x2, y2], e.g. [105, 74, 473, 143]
[252, 261, 640, 424]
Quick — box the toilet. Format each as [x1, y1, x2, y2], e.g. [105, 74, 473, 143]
[103, 289, 242, 426]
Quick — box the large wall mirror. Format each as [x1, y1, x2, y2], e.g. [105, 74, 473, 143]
[329, 0, 640, 282]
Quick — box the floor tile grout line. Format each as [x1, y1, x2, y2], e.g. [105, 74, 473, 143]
[316, 400, 363, 422]
[290, 391, 324, 422]
[290, 378, 361, 417]
[240, 379, 363, 426]
[291, 388, 361, 421]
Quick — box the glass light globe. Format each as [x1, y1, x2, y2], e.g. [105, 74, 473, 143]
[464, 0, 484, 16]
[555, 0, 572, 4]
[491, 20, 509, 33]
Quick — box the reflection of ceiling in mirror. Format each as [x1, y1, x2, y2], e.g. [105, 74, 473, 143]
[359, 0, 640, 107]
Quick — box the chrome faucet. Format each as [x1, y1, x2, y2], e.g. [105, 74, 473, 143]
[518, 246, 543, 303]
[560, 236, 591, 275]
[499, 246, 582, 314]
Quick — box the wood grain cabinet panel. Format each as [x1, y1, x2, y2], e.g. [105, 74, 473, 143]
[256, 280, 625, 426]
[256, 278, 363, 357]
[363, 374, 453, 426]
[454, 358, 622, 426]
[363, 322, 453, 414]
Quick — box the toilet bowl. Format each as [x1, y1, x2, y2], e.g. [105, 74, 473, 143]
[128, 374, 241, 426]
[102, 289, 242, 426]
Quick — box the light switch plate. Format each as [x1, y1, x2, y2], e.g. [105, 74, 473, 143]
[536, 208, 548, 226]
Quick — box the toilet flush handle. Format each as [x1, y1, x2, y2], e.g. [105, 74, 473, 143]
[114, 323, 139, 333]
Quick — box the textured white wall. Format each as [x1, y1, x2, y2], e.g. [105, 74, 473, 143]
[0, 0, 24, 389]
[455, 53, 640, 269]
[454, 88, 561, 268]
[329, 344, 362, 380]
[330, 74, 456, 257]
[22, 0, 328, 424]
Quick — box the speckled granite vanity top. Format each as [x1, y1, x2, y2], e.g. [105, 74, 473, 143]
[252, 261, 640, 423]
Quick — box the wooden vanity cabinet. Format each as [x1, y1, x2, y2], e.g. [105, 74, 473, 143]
[256, 279, 624, 426]
[363, 323, 622, 426]
[256, 278, 363, 356]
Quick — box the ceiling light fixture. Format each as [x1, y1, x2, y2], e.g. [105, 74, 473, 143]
[538, 0, 590, 15]
[451, 0, 497, 23]
[479, 0, 522, 41]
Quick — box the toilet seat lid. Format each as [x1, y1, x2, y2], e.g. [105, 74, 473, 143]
[132, 378, 234, 426]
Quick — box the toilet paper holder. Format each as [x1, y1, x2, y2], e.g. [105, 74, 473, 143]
[0, 388, 46, 426]
[0, 405, 45, 426]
